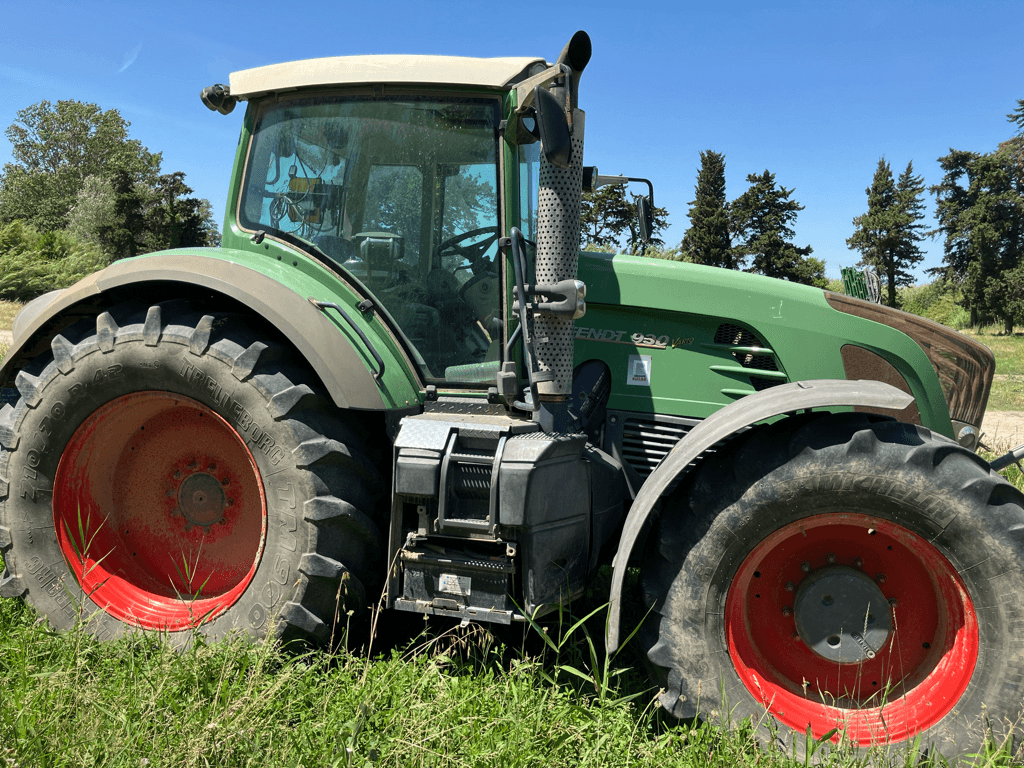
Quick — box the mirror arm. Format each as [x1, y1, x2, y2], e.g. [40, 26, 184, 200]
[514, 64, 570, 114]
[582, 169, 654, 207]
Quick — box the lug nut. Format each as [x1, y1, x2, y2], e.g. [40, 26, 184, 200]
[889, 598, 898, 607]
[826, 553, 836, 564]
[782, 607, 793, 617]
[801, 562, 811, 573]
[876, 573, 887, 584]
[785, 581, 795, 592]
[854, 558, 863, 567]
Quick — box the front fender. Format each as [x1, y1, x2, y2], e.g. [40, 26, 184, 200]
[605, 379, 914, 651]
[1, 254, 417, 411]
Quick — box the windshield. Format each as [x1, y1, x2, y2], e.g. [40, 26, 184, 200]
[240, 96, 502, 385]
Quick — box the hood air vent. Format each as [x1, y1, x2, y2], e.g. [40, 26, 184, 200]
[710, 324, 787, 395]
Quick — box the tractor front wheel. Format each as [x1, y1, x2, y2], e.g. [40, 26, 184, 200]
[0, 302, 384, 645]
[641, 413, 1024, 760]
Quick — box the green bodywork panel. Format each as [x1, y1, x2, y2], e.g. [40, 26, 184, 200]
[576, 251, 953, 437]
[131, 244, 422, 410]
[151, 86, 950, 435]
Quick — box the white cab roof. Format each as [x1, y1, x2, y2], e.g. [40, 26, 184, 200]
[229, 55, 547, 99]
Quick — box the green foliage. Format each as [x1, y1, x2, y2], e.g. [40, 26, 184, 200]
[580, 184, 631, 249]
[730, 170, 824, 286]
[0, 100, 161, 232]
[847, 159, 927, 307]
[679, 150, 736, 268]
[931, 141, 1024, 332]
[964, 327, 1024, 411]
[0, 221, 109, 302]
[896, 280, 972, 329]
[66, 174, 115, 246]
[640, 244, 688, 261]
[0, 100, 219, 266]
[580, 183, 668, 253]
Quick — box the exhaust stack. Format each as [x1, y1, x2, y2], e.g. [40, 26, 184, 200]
[532, 31, 591, 432]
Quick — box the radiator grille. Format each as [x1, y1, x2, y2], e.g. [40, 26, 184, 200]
[621, 417, 694, 478]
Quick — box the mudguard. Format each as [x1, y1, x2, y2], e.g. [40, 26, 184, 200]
[1, 254, 401, 411]
[605, 379, 914, 651]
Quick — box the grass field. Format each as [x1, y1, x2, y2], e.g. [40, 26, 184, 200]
[964, 327, 1024, 411]
[2, 303, 1023, 765]
[0, 299, 19, 360]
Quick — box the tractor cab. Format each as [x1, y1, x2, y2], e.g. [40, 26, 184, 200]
[224, 57, 550, 390]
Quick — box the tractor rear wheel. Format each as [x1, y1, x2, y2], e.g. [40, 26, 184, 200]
[0, 302, 384, 645]
[641, 413, 1024, 761]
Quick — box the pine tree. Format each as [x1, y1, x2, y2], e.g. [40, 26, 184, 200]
[580, 184, 669, 253]
[892, 161, 927, 294]
[846, 159, 925, 307]
[730, 170, 822, 285]
[932, 148, 1024, 331]
[679, 150, 734, 268]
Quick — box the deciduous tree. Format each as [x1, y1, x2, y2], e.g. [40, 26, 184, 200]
[0, 100, 160, 232]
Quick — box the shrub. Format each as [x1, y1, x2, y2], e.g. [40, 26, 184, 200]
[0, 221, 110, 302]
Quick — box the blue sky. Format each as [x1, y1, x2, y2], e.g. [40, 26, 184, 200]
[1, 0, 1021, 280]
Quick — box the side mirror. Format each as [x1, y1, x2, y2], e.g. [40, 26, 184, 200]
[637, 196, 653, 243]
[534, 86, 571, 169]
[200, 84, 236, 115]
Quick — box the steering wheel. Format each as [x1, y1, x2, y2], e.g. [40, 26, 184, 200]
[435, 226, 500, 269]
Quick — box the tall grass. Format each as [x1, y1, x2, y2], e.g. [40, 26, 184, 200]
[1, 554, 1020, 767]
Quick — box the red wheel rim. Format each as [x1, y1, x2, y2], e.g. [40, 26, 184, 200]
[725, 514, 978, 746]
[53, 392, 267, 631]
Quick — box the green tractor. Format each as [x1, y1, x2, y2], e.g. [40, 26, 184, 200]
[2, 30, 1023, 759]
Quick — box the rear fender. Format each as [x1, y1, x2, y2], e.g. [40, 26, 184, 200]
[605, 379, 914, 651]
[1, 254, 416, 411]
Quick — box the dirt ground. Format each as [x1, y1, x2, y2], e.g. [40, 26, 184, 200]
[981, 410, 1024, 452]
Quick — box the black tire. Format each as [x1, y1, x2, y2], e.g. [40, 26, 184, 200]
[0, 302, 384, 646]
[641, 413, 1024, 761]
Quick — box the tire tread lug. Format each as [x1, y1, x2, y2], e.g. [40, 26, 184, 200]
[96, 312, 118, 353]
[267, 384, 314, 420]
[231, 341, 268, 381]
[188, 315, 214, 356]
[50, 335, 75, 374]
[14, 371, 41, 408]
[0, 572, 26, 599]
[143, 305, 162, 346]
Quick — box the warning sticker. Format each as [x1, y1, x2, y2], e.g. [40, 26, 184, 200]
[627, 354, 652, 386]
[438, 573, 471, 596]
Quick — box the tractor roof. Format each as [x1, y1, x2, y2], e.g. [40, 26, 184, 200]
[229, 55, 547, 99]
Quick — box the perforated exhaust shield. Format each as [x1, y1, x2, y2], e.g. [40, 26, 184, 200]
[534, 111, 584, 397]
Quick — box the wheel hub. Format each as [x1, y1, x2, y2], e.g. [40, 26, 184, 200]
[176, 471, 227, 528]
[794, 565, 892, 663]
